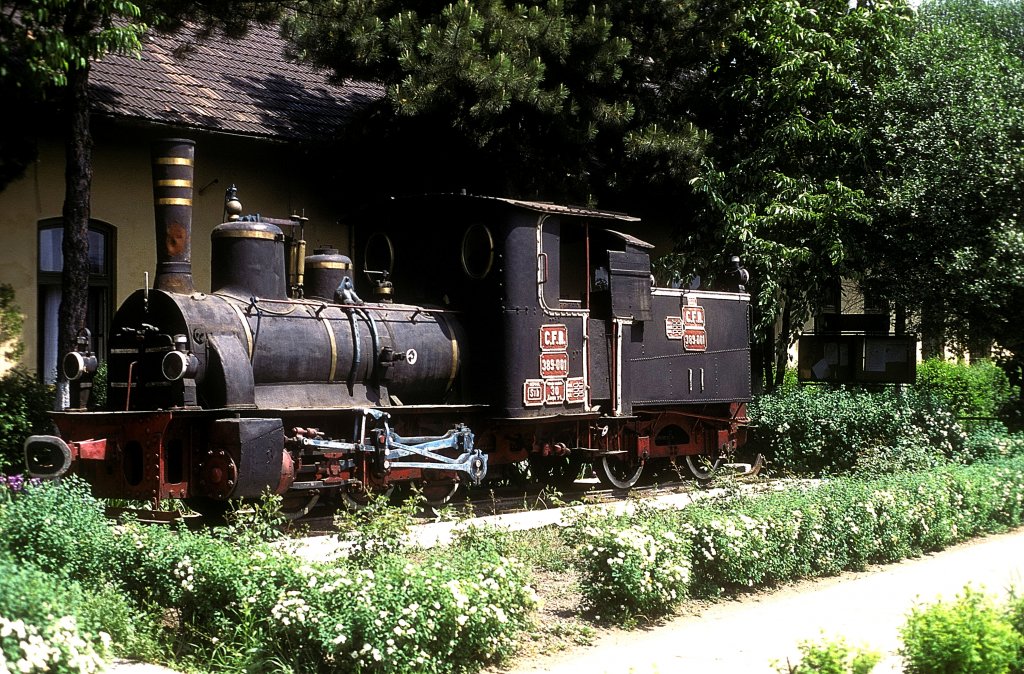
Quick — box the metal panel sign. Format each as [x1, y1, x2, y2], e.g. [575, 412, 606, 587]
[665, 316, 684, 340]
[522, 323, 586, 407]
[682, 304, 707, 352]
[523, 379, 545, 406]
[540, 352, 569, 378]
[540, 324, 568, 351]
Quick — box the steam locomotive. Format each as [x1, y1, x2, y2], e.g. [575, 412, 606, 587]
[25, 139, 752, 515]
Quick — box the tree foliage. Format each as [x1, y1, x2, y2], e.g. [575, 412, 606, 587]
[0, 0, 145, 190]
[862, 0, 1024, 362]
[285, 0, 929, 391]
[0, 0, 145, 91]
[661, 0, 913, 387]
[283, 0, 735, 204]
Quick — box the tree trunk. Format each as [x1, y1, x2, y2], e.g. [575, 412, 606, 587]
[920, 302, 945, 360]
[55, 62, 92, 409]
[774, 300, 791, 390]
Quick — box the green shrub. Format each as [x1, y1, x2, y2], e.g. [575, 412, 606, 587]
[0, 556, 87, 632]
[916, 358, 1017, 420]
[900, 586, 1023, 674]
[277, 525, 538, 674]
[683, 499, 796, 596]
[775, 635, 880, 674]
[110, 520, 304, 637]
[963, 421, 1023, 463]
[749, 386, 960, 476]
[106, 504, 539, 674]
[332, 489, 420, 562]
[0, 369, 53, 472]
[1004, 589, 1024, 647]
[0, 477, 117, 585]
[565, 504, 690, 623]
[0, 557, 114, 673]
[566, 457, 1024, 613]
[0, 614, 110, 674]
[747, 380, 1019, 476]
[0, 487, 158, 661]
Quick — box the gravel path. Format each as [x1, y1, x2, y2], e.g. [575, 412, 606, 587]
[496, 527, 1024, 674]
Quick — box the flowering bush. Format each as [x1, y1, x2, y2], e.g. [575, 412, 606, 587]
[0, 471, 542, 673]
[0, 615, 110, 674]
[0, 474, 41, 497]
[685, 508, 781, 594]
[290, 526, 538, 673]
[0, 477, 116, 585]
[331, 490, 420, 562]
[0, 558, 118, 673]
[963, 422, 1024, 463]
[108, 519, 306, 659]
[104, 515, 539, 674]
[567, 456, 1024, 615]
[566, 505, 690, 623]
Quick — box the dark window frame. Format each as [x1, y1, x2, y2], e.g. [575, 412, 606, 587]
[37, 219, 116, 382]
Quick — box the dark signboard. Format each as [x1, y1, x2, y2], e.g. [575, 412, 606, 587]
[798, 334, 917, 384]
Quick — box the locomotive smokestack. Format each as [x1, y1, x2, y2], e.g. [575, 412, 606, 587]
[151, 138, 196, 294]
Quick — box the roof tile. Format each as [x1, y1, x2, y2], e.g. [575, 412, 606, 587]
[90, 23, 382, 141]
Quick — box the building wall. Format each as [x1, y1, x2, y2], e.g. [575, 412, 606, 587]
[0, 121, 352, 376]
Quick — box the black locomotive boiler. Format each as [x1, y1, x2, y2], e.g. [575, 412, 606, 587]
[25, 139, 753, 514]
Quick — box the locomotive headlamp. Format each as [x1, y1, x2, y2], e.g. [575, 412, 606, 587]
[729, 255, 751, 290]
[162, 350, 199, 381]
[63, 329, 98, 381]
[62, 351, 97, 382]
[162, 338, 199, 381]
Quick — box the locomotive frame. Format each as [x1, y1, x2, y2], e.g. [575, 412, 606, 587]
[25, 139, 753, 515]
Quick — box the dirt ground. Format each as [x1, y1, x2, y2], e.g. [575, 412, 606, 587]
[492, 527, 1024, 674]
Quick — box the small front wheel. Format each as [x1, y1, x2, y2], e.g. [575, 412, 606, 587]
[279, 490, 321, 520]
[596, 456, 644, 489]
[684, 454, 721, 481]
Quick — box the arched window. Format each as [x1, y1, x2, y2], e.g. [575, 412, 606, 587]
[37, 220, 115, 383]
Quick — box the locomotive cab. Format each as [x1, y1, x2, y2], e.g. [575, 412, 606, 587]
[350, 195, 645, 420]
[351, 194, 752, 488]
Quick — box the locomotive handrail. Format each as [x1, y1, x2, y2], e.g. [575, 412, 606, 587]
[631, 346, 751, 360]
[218, 292, 464, 314]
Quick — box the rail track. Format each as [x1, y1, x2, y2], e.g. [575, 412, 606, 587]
[109, 456, 769, 534]
[289, 456, 766, 535]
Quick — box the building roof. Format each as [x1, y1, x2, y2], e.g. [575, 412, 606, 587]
[90, 23, 383, 141]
